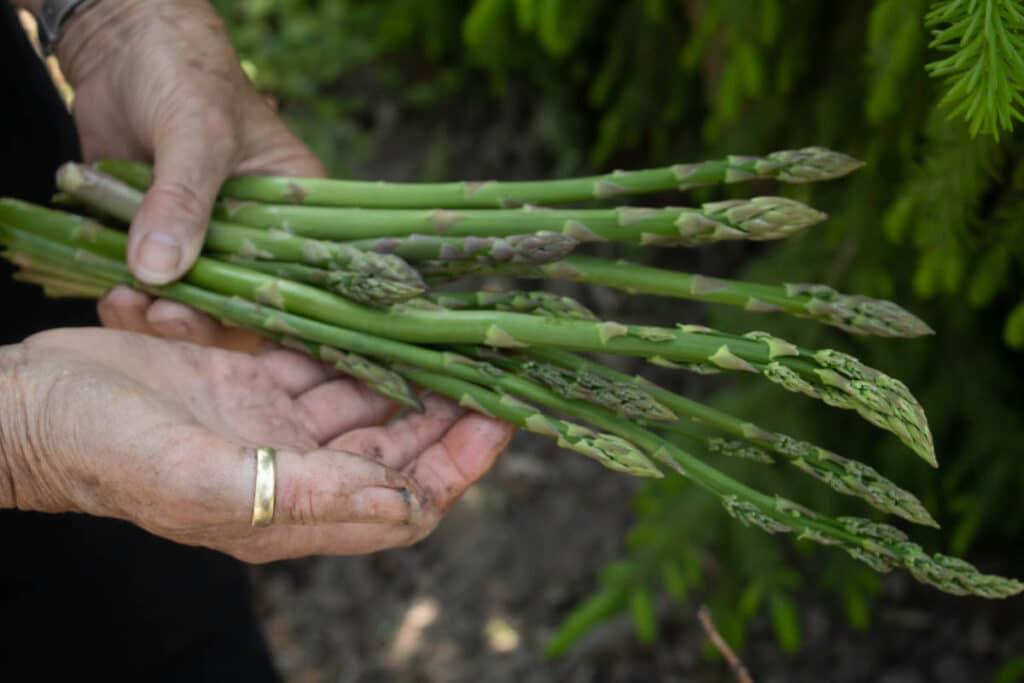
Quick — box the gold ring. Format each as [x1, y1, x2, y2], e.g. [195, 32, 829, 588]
[251, 447, 276, 527]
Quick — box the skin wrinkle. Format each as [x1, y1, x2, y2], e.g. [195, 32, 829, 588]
[23, 362, 82, 511]
[148, 342, 304, 447]
[54, 1, 140, 84]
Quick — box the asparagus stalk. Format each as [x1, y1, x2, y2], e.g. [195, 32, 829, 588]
[394, 369, 662, 477]
[419, 255, 934, 338]
[13, 270, 108, 299]
[417, 290, 598, 320]
[0, 229, 660, 476]
[272, 336, 423, 410]
[455, 345, 677, 423]
[345, 232, 578, 265]
[5, 250, 113, 293]
[522, 347, 938, 527]
[216, 255, 424, 306]
[2, 227, 424, 409]
[214, 197, 826, 246]
[0, 200, 936, 466]
[198, 292, 1022, 596]
[55, 164, 425, 288]
[98, 147, 862, 208]
[3, 226, 1019, 599]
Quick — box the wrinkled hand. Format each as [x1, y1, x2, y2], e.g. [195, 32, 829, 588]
[0, 327, 514, 562]
[56, 0, 323, 287]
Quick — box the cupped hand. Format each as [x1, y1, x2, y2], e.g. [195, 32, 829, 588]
[0, 327, 514, 562]
[56, 0, 323, 287]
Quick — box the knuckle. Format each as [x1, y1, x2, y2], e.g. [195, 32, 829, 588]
[150, 178, 210, 226]
[198, 105, 240, 148]
[281, 479, 322, 526]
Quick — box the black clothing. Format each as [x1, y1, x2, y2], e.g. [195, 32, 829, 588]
[0, 6, 278, 680]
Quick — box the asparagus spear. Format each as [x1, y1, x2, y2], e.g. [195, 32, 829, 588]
[55, 164, 425, 288]
[276, 337, 423, 410]
[456, 345, 677, 423]
[13, 270, 108, 299]
[0, 201, 935, 465]
[5, 250, 113, 294]
[1, 229, 660, 477]
[97, 147, 862, 208]
[2, 226, 424, 409]
[419, 255, 934, 338]
[213, 197, 826, 246]
[4, 228, 1019, 599]
[217, 255, 424, 306]
[522, 347, 938, 527]
[346, 232, 578, 265]
[272, 336, 659, 476]
[417, 290, 598, 320]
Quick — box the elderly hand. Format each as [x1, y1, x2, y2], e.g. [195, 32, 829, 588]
[0, 327, 515, 562]
[50, 0, 323, 288]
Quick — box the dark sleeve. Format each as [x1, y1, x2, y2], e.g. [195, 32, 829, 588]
[0, 0, 96, 341]
[0, 7, 280, 680]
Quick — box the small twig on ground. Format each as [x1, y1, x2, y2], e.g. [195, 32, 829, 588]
[697, 605, 754, 683]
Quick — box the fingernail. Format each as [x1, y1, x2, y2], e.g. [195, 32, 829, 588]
[136, 232, 181, 282]
[401, 488, 422, 526]
[352, 487, 422, 525]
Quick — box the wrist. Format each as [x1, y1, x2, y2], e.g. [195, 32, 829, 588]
[0, 344, 31, 509]
[0, 342, 82, 514]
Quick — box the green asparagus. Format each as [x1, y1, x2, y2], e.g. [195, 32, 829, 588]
[418, 256, 933, 338]
[522, 347, 938, 527]
[217, 256, 424, 306]
[55, 164, 425, 287]
[0, 200, 936, 466]
[2, 222, 1018, 599]
[345, 232, 578, 265]
[215, 197, 826, 246]
[97, 147, 862, 208]
[418, 290, 597, 320]
[7, 140, 1015, 602]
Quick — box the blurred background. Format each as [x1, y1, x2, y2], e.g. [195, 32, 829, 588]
[28, 1, 1024, 680]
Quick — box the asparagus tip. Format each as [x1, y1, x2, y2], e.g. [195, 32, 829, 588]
[765, 147, 866, 183]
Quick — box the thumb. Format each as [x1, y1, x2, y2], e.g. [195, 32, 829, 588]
[128, 112, 239, 284]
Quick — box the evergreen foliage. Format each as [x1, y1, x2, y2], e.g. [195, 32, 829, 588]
[925, 0, 1024, 139]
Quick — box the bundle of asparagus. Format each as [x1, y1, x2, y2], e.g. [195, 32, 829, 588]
[1, 147, 1019, 599]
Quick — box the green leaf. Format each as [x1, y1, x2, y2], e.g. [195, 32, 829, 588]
[661, 561, 689, 603]
[968, 246, 1012, 307]
[738, 581, 765, 619]
[629, 588, 658, 645]
[844, 588, 870, 631]
[1004, 301, 1024, 349]
[769, 594, 802, 654]
[463, 0, 514, 66]
[514, 0, 537, 29]
[545, 585, 627, 659]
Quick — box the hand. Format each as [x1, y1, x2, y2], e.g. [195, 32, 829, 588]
[0, 328, 515, 562]
[55, 0, 323, 287]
